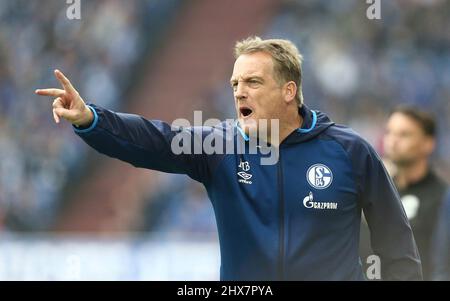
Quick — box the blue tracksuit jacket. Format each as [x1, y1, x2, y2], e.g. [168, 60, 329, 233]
[73, 103, 422, 280]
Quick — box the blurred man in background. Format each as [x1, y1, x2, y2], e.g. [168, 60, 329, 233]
[360, 106, 448, 280]
[431, 190, 450, 280]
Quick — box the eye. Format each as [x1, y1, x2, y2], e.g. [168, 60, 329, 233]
[248, 79, 260, 87]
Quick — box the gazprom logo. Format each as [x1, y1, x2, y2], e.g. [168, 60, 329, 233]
[306, 164, 333, 189]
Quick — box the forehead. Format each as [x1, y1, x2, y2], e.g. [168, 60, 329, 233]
[231, 52, 274, 79]
[387, 113, 423, 133]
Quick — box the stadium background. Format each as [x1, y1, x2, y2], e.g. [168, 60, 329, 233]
[0, 0, 449, 280]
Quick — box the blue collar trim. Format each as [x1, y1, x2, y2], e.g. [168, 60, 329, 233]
[235, 121, 250, 141]
[235, 109, 317, 141]
[297, 110, 317, 133]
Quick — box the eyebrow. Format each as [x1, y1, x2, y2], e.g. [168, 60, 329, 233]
[230, 75, 264, 85]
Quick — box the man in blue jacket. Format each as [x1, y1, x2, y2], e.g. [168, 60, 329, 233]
[36, 36, 422, 280]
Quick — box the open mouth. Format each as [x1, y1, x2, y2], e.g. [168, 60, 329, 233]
[239, 107, 253, 118]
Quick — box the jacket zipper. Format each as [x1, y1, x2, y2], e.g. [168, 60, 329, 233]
[277, 149, 285, 280]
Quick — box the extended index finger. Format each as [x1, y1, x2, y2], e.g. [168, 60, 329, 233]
[35, 88, 65, 97]
[54, 69, 76, 93]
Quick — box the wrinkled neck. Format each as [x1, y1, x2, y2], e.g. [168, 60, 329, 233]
[267, 108, 303, 146]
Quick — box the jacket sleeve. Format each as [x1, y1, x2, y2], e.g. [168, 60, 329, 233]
[73, 104, 212, 183]
[431, 191, 450, 280]
[354, 140, 423, 280]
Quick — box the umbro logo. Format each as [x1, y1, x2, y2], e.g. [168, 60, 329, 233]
[237, 171, 252, 180]
[238, 161, 252, 185]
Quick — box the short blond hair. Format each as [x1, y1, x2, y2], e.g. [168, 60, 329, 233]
[234, 36, 304, 106]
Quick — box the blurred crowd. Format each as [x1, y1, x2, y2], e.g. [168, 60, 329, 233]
[0, 0, 179, 230]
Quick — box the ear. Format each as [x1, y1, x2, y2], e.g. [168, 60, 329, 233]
[284, 81, 297, 104]
[423, 136, 435, 156]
